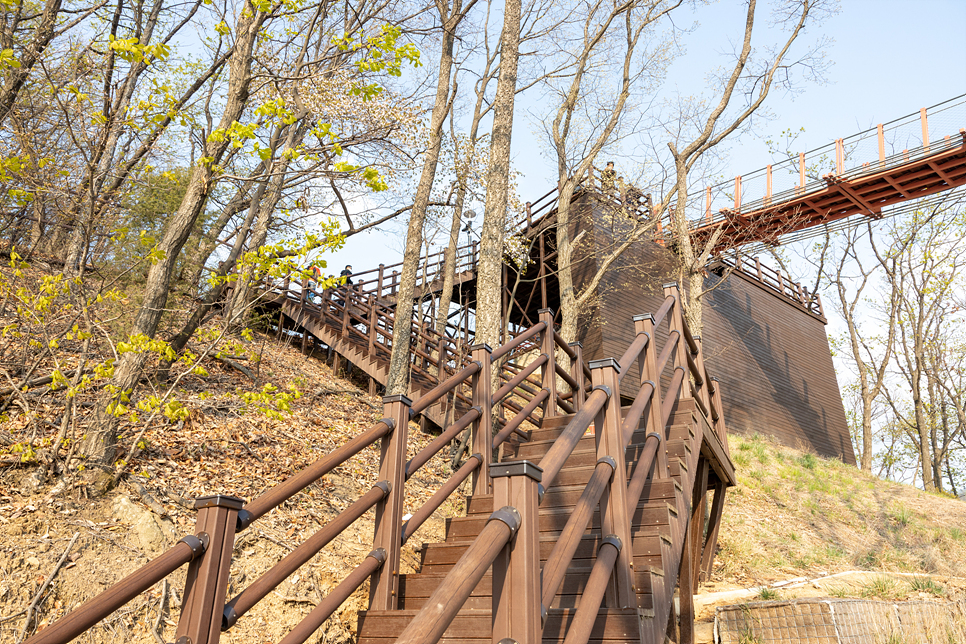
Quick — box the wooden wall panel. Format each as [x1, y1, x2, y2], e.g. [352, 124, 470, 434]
[572, 195, 855, 465]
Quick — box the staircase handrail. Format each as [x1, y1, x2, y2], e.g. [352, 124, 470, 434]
[22, 535, 208, 644]
[538, 386, 611, 491]
[401, 454, 485, 543]
[560, 535, 622, 644]
[394, 507, 521, 644]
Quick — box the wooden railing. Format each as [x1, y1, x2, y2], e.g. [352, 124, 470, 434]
[393, 283, 730, 644]
[714, 254, 824, 318]
[24, 302, 598, 644]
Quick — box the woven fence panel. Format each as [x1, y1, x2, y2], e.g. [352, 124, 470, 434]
[716, 597, 966, 644]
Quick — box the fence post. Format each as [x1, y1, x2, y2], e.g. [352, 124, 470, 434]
[175, 495, 244, 644]
[470, 343, 493, 496]
[589, 359, 636, 609]
[369, 395, 409, 610]
[490, 461, 543, 644]
[377, 264, 385, 299]
[569, 341, 585, 411]
[538, 309, 558, 416]
[634, 313, 668, 478]
[662, 284, 692, 399]
[692, 336, 712, 415]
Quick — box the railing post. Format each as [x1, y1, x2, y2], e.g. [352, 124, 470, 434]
[835, 138, 844, 174]
[569, 341, 585, 411]
[490, 461, 543, 644]
[377, 263, 385, 299]
[709, 377, 729, 458]
[920, 107, 929, 154]
[175, 495, 244, 644]
[470, 343, 493, 496]
[588, 359, 635, 609]
[692, 336, 712, 415]
[633, 313, 668, 477]
[662, 284, 692, 399]
[368, 296, 377, 356]
[538, 309, 558, 416]
[370, 395, 409, 610]
[798, 152, 806, 190]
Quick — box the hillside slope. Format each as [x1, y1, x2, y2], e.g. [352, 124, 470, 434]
[2, 340, 965, 643]
[696, 432, 966, 626]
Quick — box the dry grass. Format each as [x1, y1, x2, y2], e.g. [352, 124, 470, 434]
[713, 433, 966, 587]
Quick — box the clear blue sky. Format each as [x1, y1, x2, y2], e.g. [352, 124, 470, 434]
[323, 0, 966, 274]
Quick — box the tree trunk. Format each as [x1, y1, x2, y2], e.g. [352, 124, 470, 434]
[475, 0, 522, 349]
[385, 7, 460, 395]
[82, 7, 265, 467]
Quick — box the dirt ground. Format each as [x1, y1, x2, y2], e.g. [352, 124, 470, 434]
[0, 338, 465, 643]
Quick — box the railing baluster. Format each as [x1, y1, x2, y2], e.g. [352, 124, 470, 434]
[636, 314, 668, 477]
[471, 343, 493, 495]
[176, 495, 244, 644]
[369, 395, 410, 610]
[539, 308, 558, 415]
[589, 358, 635, 608]
[663, 284, 692, 399]
[570, 341, 585, 411]
[491, 461, 543, 644]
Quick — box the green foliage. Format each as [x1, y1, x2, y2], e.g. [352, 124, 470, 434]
[755, 586, 780, 601]
[909, 576, 945, 596]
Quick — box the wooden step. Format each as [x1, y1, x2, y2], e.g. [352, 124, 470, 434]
[398, 566, 663, 611]
[357, 607, 645, 643]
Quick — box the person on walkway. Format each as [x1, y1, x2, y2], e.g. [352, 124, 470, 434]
[600, 161, 616, 195]
[340, 265, 353, 285]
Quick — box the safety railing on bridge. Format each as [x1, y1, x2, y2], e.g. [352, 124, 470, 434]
[680, 94, 966, 229]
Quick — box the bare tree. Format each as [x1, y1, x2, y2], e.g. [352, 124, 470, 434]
[665, 0, 832, 333]
[384, 0, 479, 395]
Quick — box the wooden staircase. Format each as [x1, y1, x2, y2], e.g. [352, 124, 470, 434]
[357, 397, 732, 643]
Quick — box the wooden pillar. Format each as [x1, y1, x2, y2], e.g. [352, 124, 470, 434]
[377, 263, 384, 299]
[470, 343, 493, 495]
[176, 495, 244, 644]
[733, 175, 741, 211]
[799, 152, 806, 190]
[878, 124, 885, 165]
[538, 234, 548, 311]
[679, 458, 708, 644]
[662, 284, 692, 398]
[700, 481, 727, 582]
[634, 313, 668, 479]
[490, 461, 543, 644]
[538, 309, 558, 416]
[589, 359, 635, 609]
[921, 107, 929, 153]
[370, 395, 410, 610]
[570, 341, 585, 411]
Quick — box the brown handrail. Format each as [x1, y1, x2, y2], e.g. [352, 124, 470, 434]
[553, 330, 577, 359]
[224, 482, 389, 627]
[620, 380, 655, 445]
[410, 361, 481, 415]
[490, 320, 547, 360]
[492, 354, 548, 404]
[656, 330, 681, 376]
[22, 536, 206, 644]
[560, 536, 622, 644]
[652, 295, 675, 329]
[492, 389, 548, 450]
[538, 386, 610, 490]
[239, 419, 393, 529]
[554, 361, 579, 391]
[394, 509, 520, 644]
[406, 407, 481, 479]
[616, 332, 649, 384]
[541, 458, 615, 608]
[661, 367, 687, 427]
[686, 349, 703, 386]
[625, 433, 662, 513]
[401, 454, 483, 544]
[277, 550, 386, 644]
